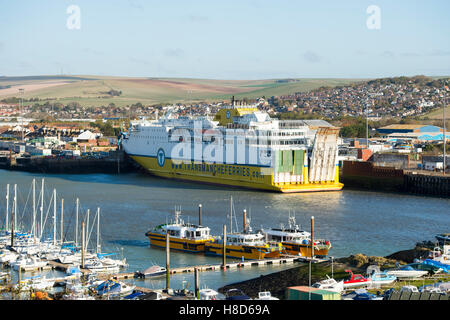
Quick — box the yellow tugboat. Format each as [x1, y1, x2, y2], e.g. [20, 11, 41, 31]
[261, 215, 331, 257]
[204, 207, 282, 260]
[145, 208, 214, 253]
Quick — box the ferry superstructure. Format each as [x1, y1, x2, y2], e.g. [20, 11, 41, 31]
[121, 101, 343, 193]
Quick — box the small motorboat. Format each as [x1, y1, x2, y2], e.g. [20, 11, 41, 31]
[312, 276, 344, 293]
[429, 245, 450, 265]
[198, 288, 221, 300]
[136, 265, 167, 278]
[123, 291, 145, 300]
[423, 259, 450, 273]
[14, 275, 55, 291]
[224, 288, 252, 300]
[405, 262, 443, 274]
[0, 250, 19, 264]
[343, 270, 371, 289]
[62, 292, 96, 300]
[94, 280, 136, 298]
[12, 255, 48, 271]
[386, 266, 428, 279]
[83, 259, 120, 274]
[255, 291, 279, 300]
[436, 233, 450, 245]
[369, 272, 397, 286]
[342, 288, 383, 300]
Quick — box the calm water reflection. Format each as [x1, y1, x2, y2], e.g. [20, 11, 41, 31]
[1, 170, 449, 290]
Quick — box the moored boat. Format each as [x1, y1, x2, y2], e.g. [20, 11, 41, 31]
[385, 265, 428, 279]
[436, 233, 450, 245]
[121, 102, 343, 193]
[204, 231, 282, 260]
[224, 288, 252, 300]
[93, 279, 136, 298]
[145, 208, 214, 253]
[429, 245, 450, 265]
[312, 276, 344, 293]
[136, 265, 167, 278]
[343, 270, 372, 289]
[369, 272, 397, 285]
[204, 209, 282, 260]
[261, 215, 331, 257]
[198, 288, 222, 300]
[255, 291, 279, 300]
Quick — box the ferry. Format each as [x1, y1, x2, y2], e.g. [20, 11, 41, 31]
[145, 208, 214, 253]
[204, 210, 282, 260]
[121, 98, 343, 193]
[261, 216, 331, 257]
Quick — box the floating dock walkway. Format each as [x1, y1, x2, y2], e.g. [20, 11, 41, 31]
[104, 255, 325, 281]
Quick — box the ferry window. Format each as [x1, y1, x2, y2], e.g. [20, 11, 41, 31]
[196, 231, 201, 237]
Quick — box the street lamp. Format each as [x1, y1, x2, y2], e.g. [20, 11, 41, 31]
[19, 88, 24, 141]
[444, 82, 448, 175]
[330, 256, 334, 279]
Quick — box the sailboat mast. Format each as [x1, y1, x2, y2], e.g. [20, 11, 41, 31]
[75, 198, 79, 247]
[40, 178, 44, 238]
[5, 184, 9, 232]
[53, 189, 56, 246]
[11, 185, 16, 247]
[14, 184, 17, 229]
[86, 209, 90, 250]
[230, 196, 233, 234]
[96, 207, 100, 254]
[32, 179, 36, 241]
[60, 198, 64, 244]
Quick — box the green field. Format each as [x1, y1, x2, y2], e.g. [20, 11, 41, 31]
[0, 75, 362, 107]
[421, 105, 450, 120]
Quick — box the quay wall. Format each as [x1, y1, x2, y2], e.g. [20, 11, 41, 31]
[404, 173, 450, 196]
[342, 160, 450, 197]
[342, 160, 404, 192]
[0, 151, 137, 174]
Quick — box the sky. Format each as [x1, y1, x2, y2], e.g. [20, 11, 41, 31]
[0, 0, 449, 79]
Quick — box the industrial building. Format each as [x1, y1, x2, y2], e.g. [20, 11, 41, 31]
[377, 124, 448, 142]
[377, 124, 442, 135]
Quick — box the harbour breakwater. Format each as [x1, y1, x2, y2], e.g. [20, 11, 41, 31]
[342, 160, 450, 197]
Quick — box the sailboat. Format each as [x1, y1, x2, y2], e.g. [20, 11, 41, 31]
[82, 208, 127, 273]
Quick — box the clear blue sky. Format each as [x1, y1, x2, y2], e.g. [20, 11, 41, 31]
[0, 0, 449, 79]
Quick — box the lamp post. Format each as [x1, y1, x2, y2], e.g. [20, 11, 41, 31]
[330, 256, 334, 279]
[19, 88, 24, 141]
[444, 83, 448, 175]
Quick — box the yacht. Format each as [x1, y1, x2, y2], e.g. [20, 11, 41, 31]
[11, 255, 48, 271]
[385, 265, 428, 279]
[255, 291, 279, 300]
[312, 276, 344, 293]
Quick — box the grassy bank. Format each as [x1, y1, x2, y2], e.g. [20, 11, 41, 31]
[218, 244, 447, 299]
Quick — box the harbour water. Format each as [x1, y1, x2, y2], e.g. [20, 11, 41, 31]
[1, 169, 449, 291]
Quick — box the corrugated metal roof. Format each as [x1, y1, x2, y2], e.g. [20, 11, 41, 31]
[301, 120, 333, 127]
[379, 124, 425, 130]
